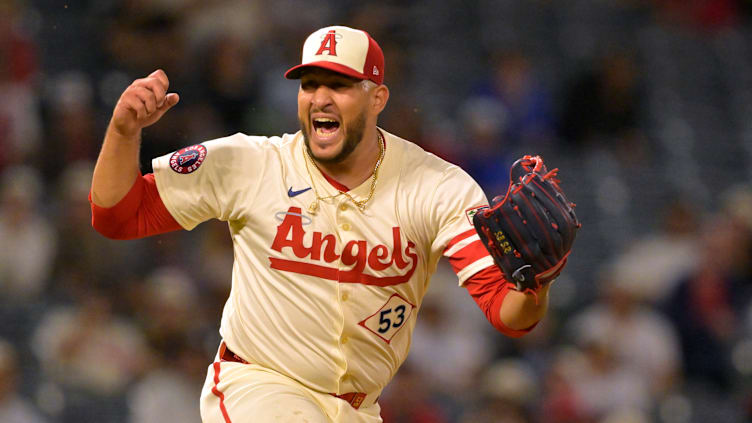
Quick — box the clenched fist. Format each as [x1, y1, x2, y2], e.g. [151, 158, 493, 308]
[111, 69, 180, 137]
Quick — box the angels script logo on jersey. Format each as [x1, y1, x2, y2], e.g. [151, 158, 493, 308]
[269, 207, 418, 286]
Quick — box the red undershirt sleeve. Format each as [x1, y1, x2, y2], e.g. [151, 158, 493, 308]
[90, 173, 182, 240]
[464, 265, 538, 338]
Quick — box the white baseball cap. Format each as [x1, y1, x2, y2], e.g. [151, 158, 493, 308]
[285, 25, 385, 85]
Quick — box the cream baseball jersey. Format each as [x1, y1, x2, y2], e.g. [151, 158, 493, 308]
[152, 129, 494, 401]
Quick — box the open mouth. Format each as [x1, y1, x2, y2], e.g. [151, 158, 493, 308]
[312, 117, 341, 137]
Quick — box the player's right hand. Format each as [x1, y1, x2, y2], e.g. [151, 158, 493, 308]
[110, 69, 180, 137]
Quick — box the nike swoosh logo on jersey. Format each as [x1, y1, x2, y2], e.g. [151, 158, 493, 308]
[287, 186, 312, 197]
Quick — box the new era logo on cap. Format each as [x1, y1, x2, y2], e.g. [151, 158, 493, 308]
[285, 26, 385, 85]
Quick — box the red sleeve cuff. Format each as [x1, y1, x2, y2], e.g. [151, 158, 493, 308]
[90, 173, 181, 239]
[464, 266, 538, 338]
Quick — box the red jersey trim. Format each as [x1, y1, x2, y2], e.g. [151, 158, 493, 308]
[443, 228, 477, 253]
[321, 171, 350, 192]
[446, 240, 489, 274]
[211, 362, 232, 423]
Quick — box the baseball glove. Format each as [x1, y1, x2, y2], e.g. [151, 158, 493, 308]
[473, 155, 580, 296]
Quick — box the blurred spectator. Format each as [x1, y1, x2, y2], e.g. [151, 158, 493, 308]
[103, 4, 185, 77]
[379, 98, 430, 157]
[197, 33, 259, 132]
[132, 266, 204, 354]
[720, 183, 752, 278]
[562, 340, 651, 420]
[31, 290, 149, 396]
[0, 339, 48, 423]
[460, 50, 555, 194]
[653, 0, 740, 31]
[52, 161, 140, 299]
[406, 262, 495, 398]
[458, 359, 537, 423]
[539, 347, 589, 423]
[600, 408, 651, 423]
[0, 0, 41, 171]
[0, 165, 56, 302]
[558, 50, 647, 165]
[40, 72, 100, 180]
[470, 50, 555, 148]
[605, 197, 700, 303]
[568, 272, 682, 397]
[457, 96, 515, 195]
[0, 0, 35, 84]
[127, 339, 205, 423]
[378, 363, 450, 423]
[406, 296, 493, 396]
[663, 211, 752, 391]
[196, 219, 234, 294]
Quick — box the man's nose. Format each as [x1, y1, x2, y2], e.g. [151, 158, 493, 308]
[310, 86, 333, 110]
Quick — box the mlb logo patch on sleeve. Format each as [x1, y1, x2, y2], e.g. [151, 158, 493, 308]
[170, 144, 207, 174]
[465, 205, 489, 225]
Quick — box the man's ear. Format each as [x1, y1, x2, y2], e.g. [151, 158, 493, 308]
[371, 84, 390, 115]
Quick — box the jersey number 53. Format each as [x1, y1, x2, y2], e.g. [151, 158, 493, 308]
[359, 294, 415, 344]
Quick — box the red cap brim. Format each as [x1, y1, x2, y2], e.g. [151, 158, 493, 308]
[284, 61, 370, 82]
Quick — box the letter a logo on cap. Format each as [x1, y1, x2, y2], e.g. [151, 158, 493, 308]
[315, 30, 338, 56]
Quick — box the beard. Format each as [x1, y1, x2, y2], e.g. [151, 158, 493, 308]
[301, 109, 367, 165]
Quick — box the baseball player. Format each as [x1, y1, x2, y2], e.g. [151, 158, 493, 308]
[90, 26, 569, 423]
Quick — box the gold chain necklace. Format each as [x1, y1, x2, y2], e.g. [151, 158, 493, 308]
[303, 131, 385, 214]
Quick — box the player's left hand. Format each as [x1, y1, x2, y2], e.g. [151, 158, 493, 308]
[473, 155, 580, 295]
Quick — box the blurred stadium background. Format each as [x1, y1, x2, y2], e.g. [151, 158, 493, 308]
[2, 0, 752, 422]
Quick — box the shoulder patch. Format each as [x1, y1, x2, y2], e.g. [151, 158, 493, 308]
[465, 205, 489, 225]
[170, 144, 207, 174]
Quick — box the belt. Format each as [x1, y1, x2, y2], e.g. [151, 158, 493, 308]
[219, 341, 250, 364]
[218, 342, 368, 410]
[332, 391, 368, 409]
